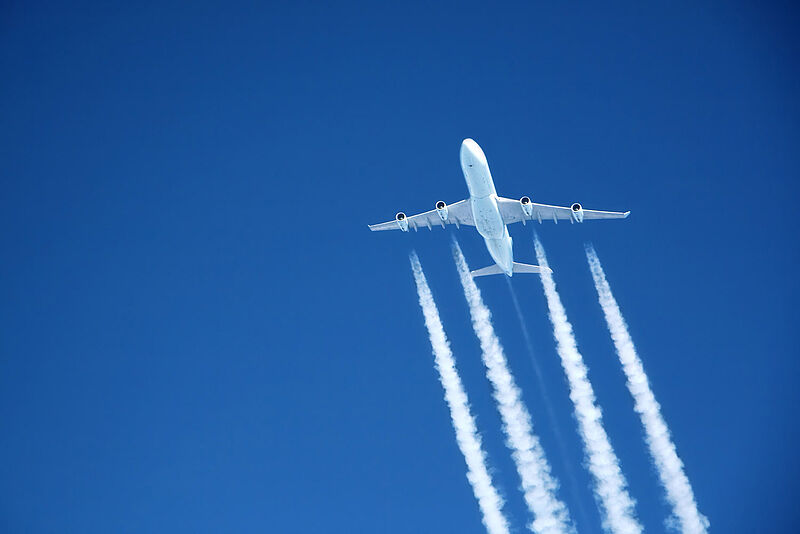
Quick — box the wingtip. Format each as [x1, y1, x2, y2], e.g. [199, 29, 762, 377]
[623, 211, 631, 218]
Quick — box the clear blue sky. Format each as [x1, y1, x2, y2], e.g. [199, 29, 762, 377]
[1, 2, 798, 532]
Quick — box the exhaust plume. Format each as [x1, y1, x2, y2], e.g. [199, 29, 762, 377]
[452, 241, 573, 534]
[585, 245, 708, 533]
[409, 252, 510, 534]
[533, 236, 641, 534]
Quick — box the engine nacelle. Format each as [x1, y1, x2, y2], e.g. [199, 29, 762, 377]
[570, 203, 584, 223]
[520, 196, 533, 217]
[395, 212, 409, 231]
[435, 201, 448, 222]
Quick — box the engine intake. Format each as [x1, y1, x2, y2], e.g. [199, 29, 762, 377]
[396, 212, 409, 231]
[520, 196, 533, 217]
[435, 201, 448, 221]
[570, 203, 584, 223]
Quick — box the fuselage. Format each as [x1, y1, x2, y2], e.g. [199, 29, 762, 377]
[459, 139, 515, 276]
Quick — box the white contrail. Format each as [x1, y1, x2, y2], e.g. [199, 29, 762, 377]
[506, 279, 592, 532]
[585, 245, 709, 534]
[409, 252, 510, 534]
[452, 241, 573, 534]
[533, 236, 641, 534]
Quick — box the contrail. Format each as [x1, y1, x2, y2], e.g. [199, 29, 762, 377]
[585, 245, 709, 534]
[452, 240, 573, 534]
[409, 252, 510, 534]
[533, 235, 641, 534]
[506, 279, 592, 532]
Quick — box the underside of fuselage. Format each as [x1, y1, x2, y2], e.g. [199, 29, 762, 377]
[460, 139, 515, 276]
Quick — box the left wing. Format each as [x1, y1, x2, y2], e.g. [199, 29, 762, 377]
[496, 196, 629, 225]
[369, 199, 475, 232]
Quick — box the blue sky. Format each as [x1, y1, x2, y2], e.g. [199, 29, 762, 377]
[1, 1, 798, 532]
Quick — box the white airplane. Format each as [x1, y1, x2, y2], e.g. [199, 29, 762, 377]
[369, 139, 630, 277]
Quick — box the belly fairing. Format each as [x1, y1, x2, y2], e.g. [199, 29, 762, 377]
[471, 196, 505, 239]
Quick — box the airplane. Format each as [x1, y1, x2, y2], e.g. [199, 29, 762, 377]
[368, 138, 630, 277]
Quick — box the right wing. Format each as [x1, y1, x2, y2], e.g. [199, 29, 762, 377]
[496, 196, 629, 225]
[368, 199, 475, 232]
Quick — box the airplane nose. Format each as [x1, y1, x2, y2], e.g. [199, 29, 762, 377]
[460, 138, 487, 166]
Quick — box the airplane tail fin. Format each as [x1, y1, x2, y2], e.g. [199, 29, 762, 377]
[470, 262, 552, 278]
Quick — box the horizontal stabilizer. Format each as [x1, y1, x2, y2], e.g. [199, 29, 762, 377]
[512, 262, 551, 275]
[470, 264, 505, 277]
[470, 262, 552, 278]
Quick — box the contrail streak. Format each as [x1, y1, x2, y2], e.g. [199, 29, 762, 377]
[506, 279, 592, 532]
[533, 236, 641, 534]
[409, 252, 510, 534]
[452, 241, 573, 534]
[585, 245, 709, 534]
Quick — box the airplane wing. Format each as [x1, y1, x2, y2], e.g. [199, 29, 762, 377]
[496, 196, 629, 225]
[369, 199, 475, 232]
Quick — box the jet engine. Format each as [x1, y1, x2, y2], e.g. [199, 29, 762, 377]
[570, 203, 584, 223]
[395, 212, 409, 231]
[435, 201, 448, 222]
[520, 196, 533, 217]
